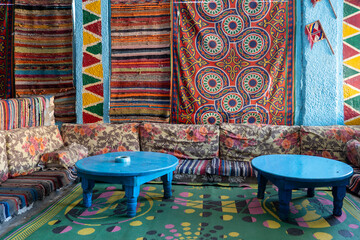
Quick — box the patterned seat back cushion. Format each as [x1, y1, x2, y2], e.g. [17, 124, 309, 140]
[140, 122, 219, 159]
[300, 125, 360, 162]
[60, 123, 140, 156]
[40, 143, 89, 169]
[6, 125, 64, 177]
[220, 123, 301, 161]
[345, 139, 360, 167]
[0, 131, 8, 183]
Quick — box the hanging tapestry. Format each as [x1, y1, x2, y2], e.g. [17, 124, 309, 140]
[0, 0, 14, 99]
[110, 0, 171, 123]
[14, 0, 75, 122]
[171, 0, 295, 125]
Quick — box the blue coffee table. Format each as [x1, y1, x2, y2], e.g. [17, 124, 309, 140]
[75, 151, 178, 217]
[251, 154, 353, 221]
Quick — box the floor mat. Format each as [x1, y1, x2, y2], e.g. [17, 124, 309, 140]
[3, 183, 360, 239]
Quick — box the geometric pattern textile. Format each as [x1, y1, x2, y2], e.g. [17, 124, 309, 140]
[13, 0, 75, 123]
[3, 183, 360, 239]
[110, 0, 171, 123]
[82, 0, 104, 123]
[171, 0, 295, 125]
[343, 0, 360, 125]
[0, 0, 15, 99]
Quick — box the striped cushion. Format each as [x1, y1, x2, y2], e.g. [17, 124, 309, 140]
[175, 159, 210, 175]
[348, 167, 360, 197]
[0, 169, 76, 222]
[206, 158, 255, 177]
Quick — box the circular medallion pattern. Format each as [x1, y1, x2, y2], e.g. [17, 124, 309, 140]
[241, 112, 262, 124]
[196, 28, 229, 60]
[242, 0, 263, 16]
[194, 105, 227, 124]
[203, 34, 224, 55]
[242, 34, 263, 55]
[201, 112, 223, 124]
[202, 0, 224, 16]
[221, 93, 243, 113]
[202, 73, 223, 94]
[221, 15, 244, 36]
[236, 28, 270, 61]
[237, 66, 269, 99]
[235, 105, 269, 124]
[242, 72, 263, 94]
[238, 0, 270, 21]
[195, 67, 229, 99]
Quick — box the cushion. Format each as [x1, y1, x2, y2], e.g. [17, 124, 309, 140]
[348, 167, 360, 197]
[345, 139, 360, 167]
[219, 123, 300, 161]
[40, 143, 89, 169]
[175, 159, 210, 175]
[140, 122, 219, 159]
[0, 131, 8, 183]
[6, 125, 64, 177]
[61, 123, 140, 156]
[300, 125, 360, 162]
[206, 158, 254, 177]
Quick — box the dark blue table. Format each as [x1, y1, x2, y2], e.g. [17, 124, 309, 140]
[251, 154, 353, 221]
[75, 151, 178, 217]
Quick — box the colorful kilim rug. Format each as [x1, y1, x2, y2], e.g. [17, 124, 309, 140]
[110, 0, 171, 123]
[3, 183, 360, 239]
[171, 0, 295, 125]
[14, 0, 75, 122]
[0, 0, 15, 98]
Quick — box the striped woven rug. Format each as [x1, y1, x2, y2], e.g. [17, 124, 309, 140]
[0, 0, 15, 98]
[110, 0, 171, 123]
[0, 96, 51, 130]
[14, 0, 75, 123]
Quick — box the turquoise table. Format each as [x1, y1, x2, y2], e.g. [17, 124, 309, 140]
[251, 154, 353, 221]
[75, 151, 178, 217]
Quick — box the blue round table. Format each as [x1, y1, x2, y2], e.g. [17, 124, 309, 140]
[251, 154, 353, 221]
[75, 151, 178, 217]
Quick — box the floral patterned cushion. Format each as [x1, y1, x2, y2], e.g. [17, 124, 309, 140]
[345, 139, 360, 167]
[6, 125, 64, 177]
[300, 126, 360, 162]
[0, 131, 8, 183]
[140, 122, 219, 159]
[60, 123, 140, 156]
[40, 143, 89, 169]
[219, 123, 300, 161]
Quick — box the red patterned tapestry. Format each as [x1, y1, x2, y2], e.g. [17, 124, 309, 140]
[171, 0, 295, 125]
[0, 0, 14, 98]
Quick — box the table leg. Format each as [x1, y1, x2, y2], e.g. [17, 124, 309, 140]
[278, 188, 292, 221]
[332, 186, 346, 216]
[125, 185, 140, 217]
[81, 178, 95, 208]
[257, 173, 268, 199]
[307, 187, 315, 197]
[161, 173, 173, 199]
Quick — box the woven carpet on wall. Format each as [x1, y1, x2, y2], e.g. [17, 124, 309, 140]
[0, 0, 15, 99]
[171, 0, 295, 125]
[110, 0, 171, 123]
[343, 0, 360, 125]
[13, 0, 76, 123]
[82, 0, 104, 123]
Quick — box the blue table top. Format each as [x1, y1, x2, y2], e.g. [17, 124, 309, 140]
[75, 151, 178, 177]
[251, 155, 353, 182]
